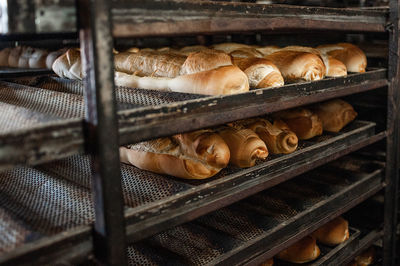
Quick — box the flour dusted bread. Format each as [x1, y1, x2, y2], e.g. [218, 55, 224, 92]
[242, 118, 298, 154]
[52, 48, 83, 80]
[311, 99, 357, 132]
[233, 57, 284, 88]
[265, 49, 326, 81]
[29, 49, 48, 68]
[277, 236, 320, 263]
[120, 130, 230, 179]
[115, 65, 249, 95]
[46, 48, 67, 69]
[317, 43, 367, 73]
[312, 216, 349, 246]
[114, 51, 186, 77]
[272, 108, 323, 140]
[217, 127, 268, 168]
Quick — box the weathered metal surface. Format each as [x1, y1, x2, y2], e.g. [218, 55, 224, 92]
[383, 1, 400, 265]
[112, 0, 388, 37]
[118, 69, 387, 145]
[78, 0, 127, 264]
[124, 122, 382, 243]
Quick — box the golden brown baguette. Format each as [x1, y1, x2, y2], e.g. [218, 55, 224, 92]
[311, 99, 357, 132]
[232, 57, 284, 88]
[217, 126, 268, 168]
[52, 48, 83, 80]
[260, 258, 273, 266]
[317, 43, 367, 73]
[265, 49, 326, 81]
[277, 236, 321, 263]
[120, 130, 230, 179]
[211, 42, 252, 53]
[280, 46, 347, 77]
[312, 216, 349, 246]
[272, 108, 323, 140]
[114, 51, 186, 77]
[115, 65, 249, 95]
[243, 118, 298, 154]
[0, 48, 11, 67]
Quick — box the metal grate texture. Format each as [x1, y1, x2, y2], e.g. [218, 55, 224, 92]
[0, 166, 95, 255]
[0, 76, 203, 135]
[124, 156, 383, 265]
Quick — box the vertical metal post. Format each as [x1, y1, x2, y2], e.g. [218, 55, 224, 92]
[384, 1, 400, 265]
[77, 0, 127, 265]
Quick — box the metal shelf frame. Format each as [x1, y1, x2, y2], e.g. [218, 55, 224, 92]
[0, 0, 398, 265]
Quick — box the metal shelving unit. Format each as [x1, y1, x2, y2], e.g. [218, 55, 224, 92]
[0, 0, 398, 265]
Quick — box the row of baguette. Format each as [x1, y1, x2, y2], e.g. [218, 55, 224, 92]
[53, 42, 366, 95]
[0, 42, 366, 95]
[261, 216, 375, 266]
[120, 98, 357, 179]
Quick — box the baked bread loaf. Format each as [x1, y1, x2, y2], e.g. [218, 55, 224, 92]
[312, 216, 349, 246]
[316, 43, 367, 73]
[272, 108, 323, 140]
[120, 130, 230, 179]
[8, 46, 25, 67]
[18, 47, 35, 68]
[260, 258, 273, 266]
[52, 48, 83, 80]
[311, 99, 357, 132]
[232, 57, 284, 88]
[217, 127, 268, 168]
[179, 45, 208, 55]
[115, 65, 249, 95]
[125, 47, 140, 53]
[264, 49, 326, 81]
[46, 48, 68, 70]
[230, 48, 264, 58]
[212, 42, 252, 53]
[29, 49, 48, 68]
[277, 236, 320, 263]
[0, 48, 11, 67]
[353, 247, 375, 266]
[280, 46, 347, 77]
[244, 118, 298, 154]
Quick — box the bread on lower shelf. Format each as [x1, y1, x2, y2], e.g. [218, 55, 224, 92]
[217, 126, 269, 168]
[120, 130, 230, 179]
[276, 235, 321, 263]
[311, 99, 358, 133]
[348, 246, 375, 266]
[312, 216, 350, 246]
[272, 108, 323, 140]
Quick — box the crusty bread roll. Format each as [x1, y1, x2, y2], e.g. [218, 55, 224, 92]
[277, 236, 320, 263]
[18, 47, 35, 68]
[311, 99, 357, 133]
[0, 48, 11, 67]
[280, 46, 347, 77]
[243, 118, 298, 154]
[29, 49, 48, 68]
[8, 46, 24, 67]
[233, 57, 284, 88]
[179, 45, 208, 55]
[317, 43, 367, 73]
[256, 46, 280, 56]
[115, 65, 249, 95]
[120, 130, 230, 179]
[114, 51, 186, 78]
[272, 108, 323, 140]
[125, 47, 140, 53]
[211, 42, 252, 53]
[52, 48, 83, 80]
[312, 216, 349, 246]
[180, 49, 232, 75]
[217, 127, 268, 168]
[265, 49, 326, 81]
[260, 258, 273, 266]
[46, 48, 68, 70]
[353, 247, 375, 266]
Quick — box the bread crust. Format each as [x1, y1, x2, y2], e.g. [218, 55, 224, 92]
[277, 236, 320, 263]
[312, 216, 349, 246]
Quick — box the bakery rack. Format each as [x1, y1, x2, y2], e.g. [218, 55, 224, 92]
[0, 0, 398, 265]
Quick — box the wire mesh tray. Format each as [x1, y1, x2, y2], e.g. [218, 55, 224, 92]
[276, 227, 361, 266]
[121, 156, 383, 266]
